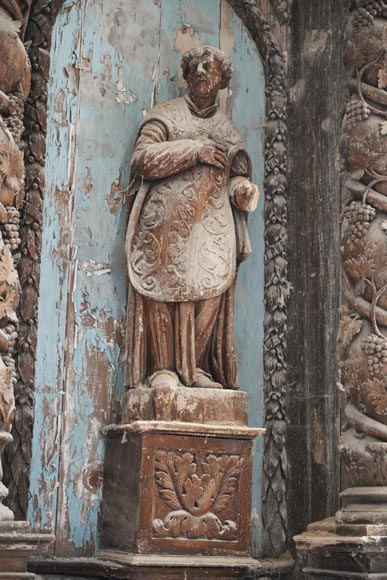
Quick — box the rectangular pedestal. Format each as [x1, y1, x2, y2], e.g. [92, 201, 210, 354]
[0, 522, 53, 580]
[101, 421, 262, 557]
[295, 516, 387, 580]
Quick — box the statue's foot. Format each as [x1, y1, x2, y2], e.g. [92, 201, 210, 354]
[149, 369, 180, 389]
[193, 368, 223, 389]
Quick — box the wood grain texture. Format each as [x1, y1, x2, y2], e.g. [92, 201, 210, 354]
[286, 0, 348, 555]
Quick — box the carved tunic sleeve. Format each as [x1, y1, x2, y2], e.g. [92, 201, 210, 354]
[230, 150, 250, 178]
[131, 120, 200, 181]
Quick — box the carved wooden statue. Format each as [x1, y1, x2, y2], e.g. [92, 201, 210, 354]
[103, 44, 263, 571]
[125, 45, 259, 392]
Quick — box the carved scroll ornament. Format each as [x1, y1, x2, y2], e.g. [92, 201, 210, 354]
[339, 0, 387, 486]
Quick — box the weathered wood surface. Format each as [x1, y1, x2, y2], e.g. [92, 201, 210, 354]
[28, 0, 265, 558]
[286, 0, 348, 557]
[30, 554, 294, 580]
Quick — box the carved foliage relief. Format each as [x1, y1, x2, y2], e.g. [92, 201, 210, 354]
[152, 450, 243, 542]
[339, 0, 387, 482]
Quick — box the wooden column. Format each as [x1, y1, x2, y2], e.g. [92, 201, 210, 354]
[286, 0, 347, 544]
[295, 1, 387, 577]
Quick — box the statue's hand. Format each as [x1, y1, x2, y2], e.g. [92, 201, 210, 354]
[232, 178, 260, 211]
[197, 141, 227, 169]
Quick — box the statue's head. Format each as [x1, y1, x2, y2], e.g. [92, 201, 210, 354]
[181, 45, 232, 102]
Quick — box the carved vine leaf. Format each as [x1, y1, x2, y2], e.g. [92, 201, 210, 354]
[344, 40, 366, 69]
[153, 451, 242, 541]
[340, 356, 365, 398]
[366, 240, 387, 287]
[338, 315, 363, 350]
[362, 378, 387, 417]
[344, 255, 375, 294]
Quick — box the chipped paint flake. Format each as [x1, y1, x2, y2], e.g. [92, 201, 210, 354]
[115, 63, 137, 104]
[175, 23, 202, 55]
[150, 55, 160, 109]
[81, 259, 111, 277]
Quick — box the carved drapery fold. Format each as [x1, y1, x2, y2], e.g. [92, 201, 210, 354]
[338, 0, 387, 486]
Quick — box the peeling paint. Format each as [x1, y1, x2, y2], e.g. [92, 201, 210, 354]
[175, 23, 202, 55]
[53, 89, 68, 127]
[80, 259, 111, 277]
[115, 63, 137, 105]
[106, 171, 126, 216]
[83, 166, 93, 194]
[150, 55, 160, 109]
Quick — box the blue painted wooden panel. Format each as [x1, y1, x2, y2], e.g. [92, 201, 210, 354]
[227, 5, 266, 555]
[53, 0, 162, 555]
[28, 0, 82, 538]
[158, 0, 221, 103]
[28, 0, 265, 558]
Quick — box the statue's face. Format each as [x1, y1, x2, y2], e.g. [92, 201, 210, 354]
[187, 53, 223, 101]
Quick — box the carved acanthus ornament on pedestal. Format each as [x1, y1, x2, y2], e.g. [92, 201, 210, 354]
[152, 451, 244, 541]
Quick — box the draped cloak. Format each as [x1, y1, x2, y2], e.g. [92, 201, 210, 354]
[125, 96, 253, 389]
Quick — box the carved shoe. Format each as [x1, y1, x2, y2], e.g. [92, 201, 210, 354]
[193, 368, 223, 389]
[148, 369, 180, 389]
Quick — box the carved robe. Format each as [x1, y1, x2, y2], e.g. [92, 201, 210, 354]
[125, 96, 252, 389]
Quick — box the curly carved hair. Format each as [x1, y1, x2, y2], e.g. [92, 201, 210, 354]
[180, 45, 233, 90]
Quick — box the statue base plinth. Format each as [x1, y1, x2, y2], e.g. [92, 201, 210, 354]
[28, 552, 294, 579]
[294, 487, 387, 579]
[101, 419, 263, 558]
[0, 520, 53, 579]
[121, 384, 249, 425]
